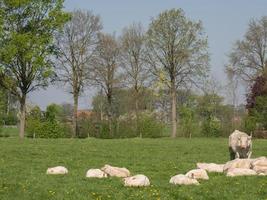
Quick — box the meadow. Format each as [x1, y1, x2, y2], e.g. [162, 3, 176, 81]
[0, 136, 267, 200]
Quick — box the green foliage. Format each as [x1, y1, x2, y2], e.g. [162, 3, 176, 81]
[242, 115, 257, 134]
[28, 106, 42, 120]
[115, 119, 136, 138]
[249, 95, 267, 129]
[0, 0, 70, 94]
[26, 119, 68, 139]
[78, 111, 164, 139]
[26, 104, 71, 138]
[0, 118, 2, 134]
[26, 118, 42, 138]
[1, 112, 18, 125]
[77, 117, 94, 138]
[36, 121, 66, 139]
[45, 103, 63, 122]
[178, 106, 198, 137]
[202, 116, 222, 137]
[138, 114, 164, 138]
[0, 0, 70, 137]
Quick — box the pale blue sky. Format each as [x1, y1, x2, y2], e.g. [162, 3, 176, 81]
[30, 0, 267, 109]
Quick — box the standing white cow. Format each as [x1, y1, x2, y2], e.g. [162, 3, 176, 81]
[229, 130, 252, 160]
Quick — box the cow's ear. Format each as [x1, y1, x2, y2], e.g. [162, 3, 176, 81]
[249, 135, 252, 139]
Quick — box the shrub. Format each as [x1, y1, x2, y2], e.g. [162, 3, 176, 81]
[26, 119, 67, 138]
[201, 116, 222, 137]
[0, 119, 3, 134]
[2, 113, 18, 125]
[242, 115, 257, 134]
[26, 118, 42, 138]
[115, 119, 137, 138]
[77, 118, 93, 138]
[178, 106, 199, 137]
[138, 114, 164, 138]
[78, 111, 165, 139]
[37, 121, 66, 138]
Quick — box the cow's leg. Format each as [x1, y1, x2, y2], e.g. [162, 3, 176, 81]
[235, 152, 240, 159]
[229, 147, 235, 160]
[247, 151, 252, 159]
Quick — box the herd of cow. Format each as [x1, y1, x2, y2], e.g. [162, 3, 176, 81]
[46, 130, 267, 186]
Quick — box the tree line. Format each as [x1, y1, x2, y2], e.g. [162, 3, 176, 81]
[0, 0, 266, 139]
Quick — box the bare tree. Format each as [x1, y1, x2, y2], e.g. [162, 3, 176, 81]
[120, 23, 148, 137]
[229, 16, 267, 82]
[146, 9, 209, 138]
[56, 10, 102, 137]
[91, 33, 121, 136]
[225, 66, 239, 128]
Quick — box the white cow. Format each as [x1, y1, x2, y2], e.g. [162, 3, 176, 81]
[169, 174, 199, 185]
[185, 169, 209, 180]
[46, 166, 68, 175]
[124, 174, 150, 187]
[196, 163, 224, 173]
[223, 159, 253, 172]
[229, 130, 252, 160]
[226, 168, 257, 177]
[251, 157, 267, 175]
[86, 169, 107, 178]
[101, 164, 130, 178]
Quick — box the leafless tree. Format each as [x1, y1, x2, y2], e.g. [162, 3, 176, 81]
[56, 10, 102, 137]
[225, 66, 239, 128]
[91, 33, 121, 136]
[229, 16, 267, 82]
[146, 9, 209, 138]
[120, 23, 148, 137]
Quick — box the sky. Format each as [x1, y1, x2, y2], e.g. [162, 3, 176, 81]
[30, 0, 267, 110]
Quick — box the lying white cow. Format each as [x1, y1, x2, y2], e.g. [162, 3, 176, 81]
[223, 159, 253, 172]
[251, 157, 267, 174]
[86, 169, 107, 178]
[226, 168, 257, 177]
[169, 174, 199, 185]
[101, 164, 130, 178]
[46, 166, 68, 175]
[185, 169, 209, 180]
[197, 163, 224, 173]
[124, 174, 150, 187]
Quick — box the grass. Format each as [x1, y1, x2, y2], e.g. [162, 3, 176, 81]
[0, 137, 267, 200]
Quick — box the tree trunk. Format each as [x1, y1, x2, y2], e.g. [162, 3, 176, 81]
[19, 95, 26, 139]
[107, 94, 113, 137]
[171, 80, 177, 138]
[73, 94, 78, 138]
[135, 91, 141, 138]
[6, 91, 10, 115]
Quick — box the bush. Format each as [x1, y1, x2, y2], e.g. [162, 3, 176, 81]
[242, 115, 257, 134]
[37, 121, 66, 138]
[0, 119, 3, 134]
[2, 113, 18, 125]
[26, 118, 42, 138]
[80, 113, 164, 139]
[77, 118, 93, 138]
[26, 118, 68, 138]
[201, 116, 222, 137]
[178, 106, 199, 137]
[249, 96, 267, 129]
[138, 114, 164, 138]
[115, 119, 137, 138]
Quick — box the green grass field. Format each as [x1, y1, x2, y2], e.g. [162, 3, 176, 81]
[0, 137, 267, 200]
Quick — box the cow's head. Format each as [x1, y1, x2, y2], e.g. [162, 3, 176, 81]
[237, 135, 252, 149]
